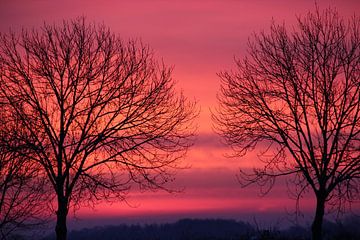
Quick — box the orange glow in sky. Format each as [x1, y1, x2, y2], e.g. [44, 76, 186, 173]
[1, 0, 359, 227]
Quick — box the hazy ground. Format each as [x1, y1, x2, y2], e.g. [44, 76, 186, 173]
[9, 215, 360, 240]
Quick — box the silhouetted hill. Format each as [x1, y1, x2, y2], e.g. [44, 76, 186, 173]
[65, 219, 254, 240]
[20, 216, 360, 240]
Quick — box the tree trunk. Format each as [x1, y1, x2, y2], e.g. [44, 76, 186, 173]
[311, 195, 325, 240]
[55, 196, 68, 240]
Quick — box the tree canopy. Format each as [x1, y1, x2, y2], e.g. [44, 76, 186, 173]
[0, 18, 196, 240]
[215, 8, 360, 240]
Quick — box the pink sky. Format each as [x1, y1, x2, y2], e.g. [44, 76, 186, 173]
[1, 0, 359, 227]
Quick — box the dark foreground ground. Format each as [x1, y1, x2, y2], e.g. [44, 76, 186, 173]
[9, 216, 360, 240]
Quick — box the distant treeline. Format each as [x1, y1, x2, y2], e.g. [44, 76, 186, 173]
[11, 217, 360, 240]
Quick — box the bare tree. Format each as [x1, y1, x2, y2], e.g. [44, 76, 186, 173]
[214, 8, 360, 240]
[0, 113, 47, 239]
[0, 18, 196, 240]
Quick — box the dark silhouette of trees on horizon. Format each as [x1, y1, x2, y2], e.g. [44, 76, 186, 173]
[38, 217, 360, 240]
[0, 18, 196, 240]
[214, 8, 360, 240]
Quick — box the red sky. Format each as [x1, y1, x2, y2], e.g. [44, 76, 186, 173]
[1, 0, 359, 228]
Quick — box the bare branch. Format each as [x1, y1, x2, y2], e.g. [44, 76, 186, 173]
[214, 7, 360, 240]
[0, 17, 197, 240]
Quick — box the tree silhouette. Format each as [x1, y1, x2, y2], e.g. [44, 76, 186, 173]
[0, 113, 47, 239]
[214, 8, 360, 240]
[0, 18, 196, 240]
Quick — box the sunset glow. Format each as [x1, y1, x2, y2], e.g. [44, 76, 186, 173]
[1, 0, 360, 230]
